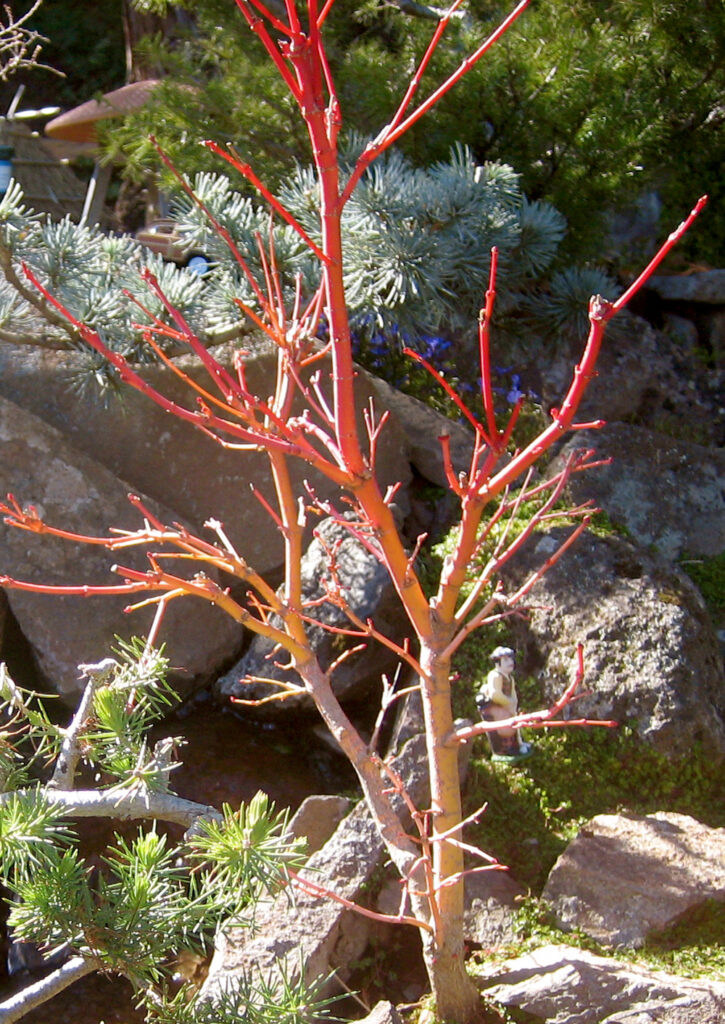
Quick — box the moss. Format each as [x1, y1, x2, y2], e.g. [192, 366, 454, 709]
[680, 551, 725, 627]
[634, 899, 725, 979]
[587, 509, 630, 540]
[472, 894, 725, 985]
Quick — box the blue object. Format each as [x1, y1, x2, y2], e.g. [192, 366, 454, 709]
[0, 146, 13, 196]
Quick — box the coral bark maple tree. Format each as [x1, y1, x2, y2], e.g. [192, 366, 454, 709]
[0, 1, 705, 1020]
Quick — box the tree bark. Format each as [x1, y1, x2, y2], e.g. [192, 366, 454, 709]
[418, 645, 481, 1022]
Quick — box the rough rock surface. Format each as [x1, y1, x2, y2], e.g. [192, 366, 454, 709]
[542, 812, 725, 947]
[502, 528, 725, 759]
[463, 868, 524, 949]
[354, 1002, 402, 1024]
[0, 396, 241, 701]
[201, 734, 430, 1002]
[532, 315, 723, 447]
[479, 944, 725, 1023]
[215, 516, 409, 714]
[552, 425, 725, 560]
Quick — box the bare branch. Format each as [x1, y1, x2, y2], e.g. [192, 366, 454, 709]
[47, 660, 117, 790]
[0, 954, 101, 1024]
[0, 1, 60, 82]
[0, 786, 223, 828]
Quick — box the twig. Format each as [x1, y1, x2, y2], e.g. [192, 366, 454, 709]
[48, 660, 117, 790]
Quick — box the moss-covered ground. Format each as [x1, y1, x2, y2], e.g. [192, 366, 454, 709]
[462, 713, 725, 982]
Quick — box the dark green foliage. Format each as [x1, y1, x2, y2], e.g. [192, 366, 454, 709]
[10, 0, 125, 110]
[94, 1, 723, 268]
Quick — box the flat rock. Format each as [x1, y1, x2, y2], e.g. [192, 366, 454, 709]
[0, 396, 241, 702]
[553, 425, 725, 560]
[542, 812, 725, 947]
[480, 944, 725, 1023]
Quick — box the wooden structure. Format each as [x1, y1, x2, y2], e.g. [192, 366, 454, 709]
[0, 117, 85, 221]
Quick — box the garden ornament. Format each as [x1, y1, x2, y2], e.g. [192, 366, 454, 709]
[476, 646, 533, 764]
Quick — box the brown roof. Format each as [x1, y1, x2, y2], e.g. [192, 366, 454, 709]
[45, 80, 161, 144]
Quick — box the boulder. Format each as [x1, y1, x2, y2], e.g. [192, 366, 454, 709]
[479, 944, 725, 1023]
[542, 812, 725, 947]
[0, 338, 473, 577]
[531, 315, 724, 447]
[354, 1002, 402, 1024]
[501, 528, 725, 760]
[647, 270, 725, 304]
[553, 425, 725, 560]
[0, 588, 8, 649]
[215, 515, 409, 715]
[0, 396, 241, 702]
[365, 374, 474, 486]
[534, 316, 676, 427]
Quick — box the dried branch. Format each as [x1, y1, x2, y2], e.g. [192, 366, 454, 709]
[0, 0, 59, 82]
[47, 661, 116, 791]
[0, 786, 223, 828]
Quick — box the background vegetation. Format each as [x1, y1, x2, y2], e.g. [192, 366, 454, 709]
[12, 0, 724, 270]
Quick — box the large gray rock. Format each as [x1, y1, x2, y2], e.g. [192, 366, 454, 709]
[463, 869, 524, 949]
[533, 315, 723, 446]
[0, 396, 241, 702]
[502, 529, 725, 760]
[553, 425, 725, 560]
[542, 812, 725, 948]
[480, 944, 725, 1023]
[287, 794, 351, 855]
[0, 339, 414, 575]
[0, 339, 474, 579]
[354, 1003, 402, 1024]
[535, 317, 676, 426]
[215, 515, 409, 715]
[365, 374, 474, 486]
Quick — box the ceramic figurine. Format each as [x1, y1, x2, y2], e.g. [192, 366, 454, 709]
[475, 646, 533, 764]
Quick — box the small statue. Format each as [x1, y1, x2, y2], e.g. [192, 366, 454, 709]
[475, 646, 533, 764]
